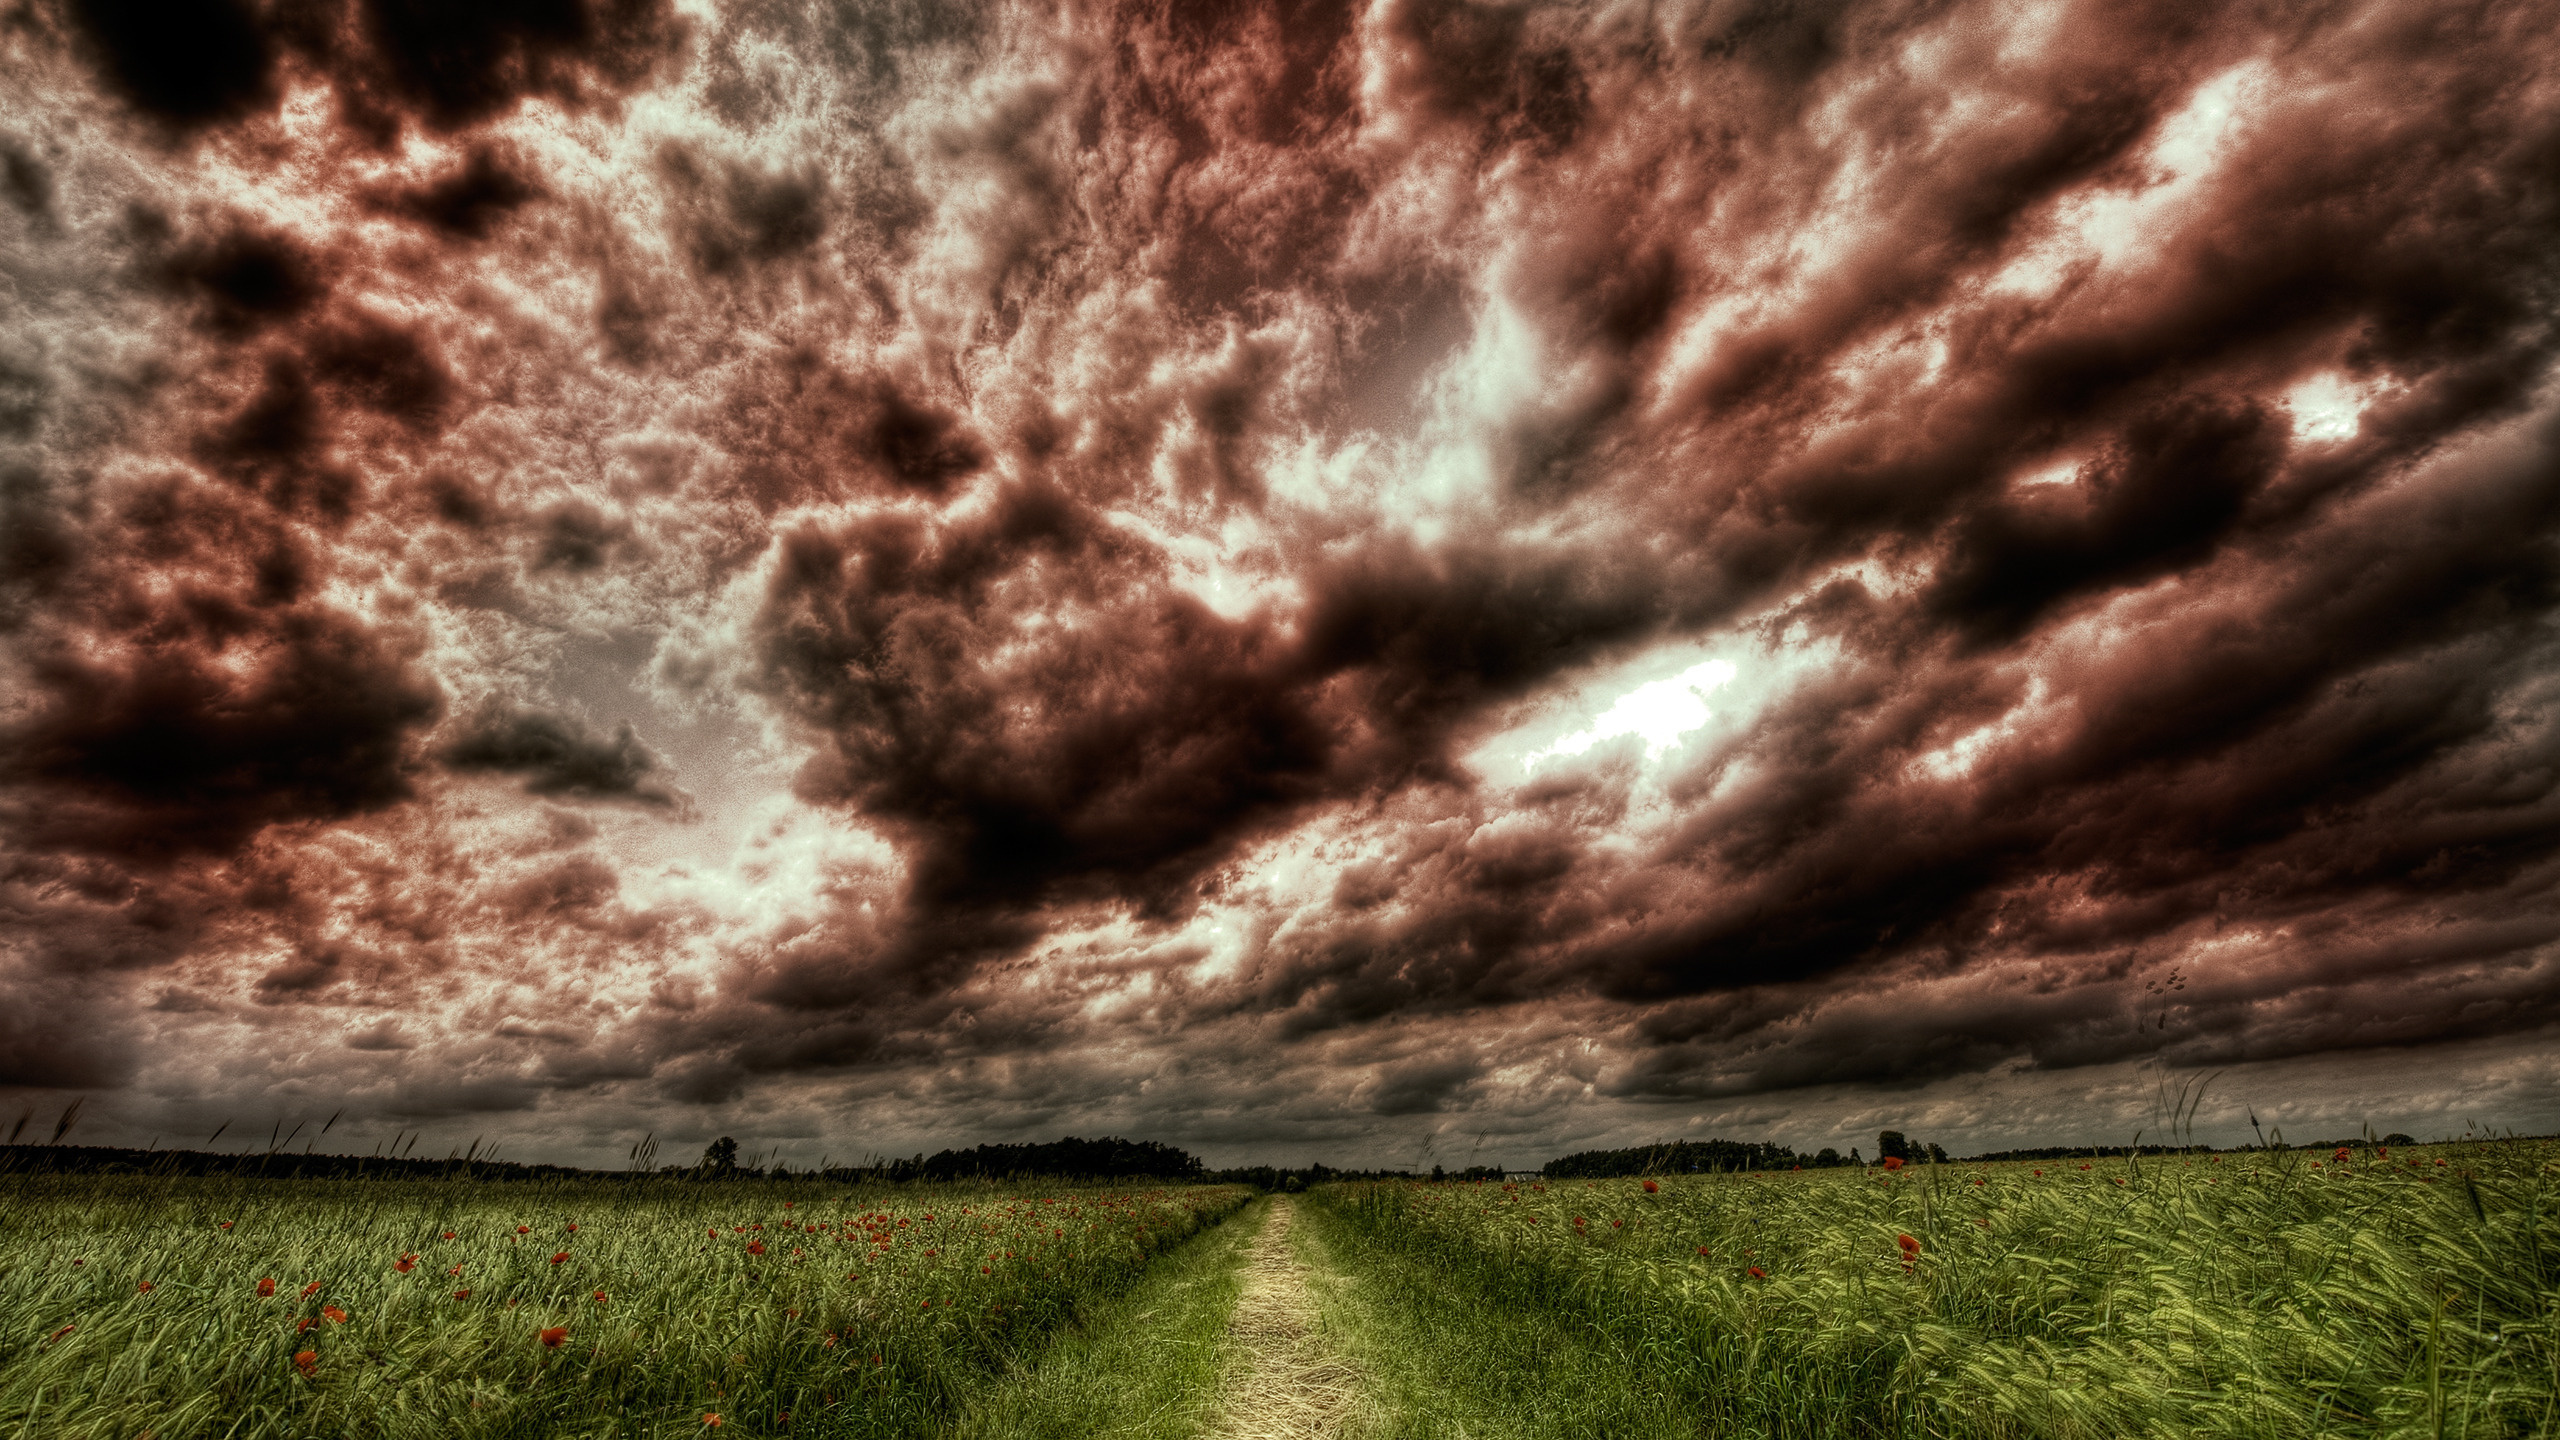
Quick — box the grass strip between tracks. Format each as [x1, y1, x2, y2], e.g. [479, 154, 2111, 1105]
[942, 1196, 1265, 1440]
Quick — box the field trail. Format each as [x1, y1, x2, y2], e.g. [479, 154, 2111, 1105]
[1209, 1198, 1363, 1440]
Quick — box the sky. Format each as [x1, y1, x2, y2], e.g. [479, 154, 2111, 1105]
[3, 0, 2558, 1173]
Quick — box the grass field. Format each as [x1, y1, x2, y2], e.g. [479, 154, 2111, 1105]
[0, 1173, 1248, 1439]
[1306, 1141, 2560, 1438]
[6, 1144, 2554, 1438]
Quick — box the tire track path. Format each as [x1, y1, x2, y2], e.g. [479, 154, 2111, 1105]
[1210, 1198, 1362, 1440]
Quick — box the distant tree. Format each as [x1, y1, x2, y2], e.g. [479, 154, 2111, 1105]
[1849, 1147, 1862, 1165]
[1927, 1142, 1949, 1164]
[1815, 1148, 1843, 1167]
[2381, 1133, 2416, 1147]
[1431, 1164, 1446, 1181]
[1876, 1131, 1913, 1164]
[700, 1136, 739, 1175]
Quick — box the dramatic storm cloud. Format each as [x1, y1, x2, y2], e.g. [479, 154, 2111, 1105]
[4, 0, 2558, 1167]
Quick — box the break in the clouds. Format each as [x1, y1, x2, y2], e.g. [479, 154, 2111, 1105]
[4, 0, 2559, 1168]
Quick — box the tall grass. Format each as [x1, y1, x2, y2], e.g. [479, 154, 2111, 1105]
[0, 1173, 1249, 1438]
[1310, 1142, 2559, 1438]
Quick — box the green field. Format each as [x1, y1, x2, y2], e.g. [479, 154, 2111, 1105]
[3, 1142, 2554, 1437]
[1305, 1141, 2560, 1439]
[0, 1174, 1250, 1438]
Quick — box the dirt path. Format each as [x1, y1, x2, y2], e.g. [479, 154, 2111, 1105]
[1209, 1198, 1363, 1440]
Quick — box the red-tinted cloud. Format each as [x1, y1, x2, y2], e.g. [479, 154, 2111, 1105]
[3, 0, 2558, 1164]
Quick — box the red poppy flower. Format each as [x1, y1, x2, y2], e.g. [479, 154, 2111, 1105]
[1882, 1157, 1904, 1171]
[2335, 1147, 2352, 1162]
[594, 1290, 608, 1303]
[2079, 1164, 2091, 1171]
[453, 1289, 471, 1299]
[322, 1306, 348, 1324]
[566, 1223, 578, 1232]
[258, 1278, 277, 1298]
[298, 1317, 317, 1333]
[1747, 1266, 1766, 1279]
[746, 1242, 767, 1256]
[1898, 1234, 1920, 1254]
[220, 1221, 234, 1230]
[1641, 1179, 1658, 1193]
[301, 1281, 322, 1298]
[293, 1349, 316, 1376]
[783, 1202, 794, 1208]
[550, 1251, 570, 1265]
[138, 1281, 154, 1293]
[448, 1264, 463, 1276]
[708, 1228, 720, 1239]
[703, 1416, 722, 1429]
[1696, 1246, 1711, 1257]
[515, 1225, 530, 1235]
[442, 1231, 456, 1240]
[539, 1326, 568, 1348]
[49, 1323, 75, 1343]
[394, 1257, 415, 1274]
[2033, 1169, 2043, 1176]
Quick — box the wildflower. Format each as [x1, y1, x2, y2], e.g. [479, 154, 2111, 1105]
[566, 1223, 578, 1233]
[2032, 1169, 2043, 1177]
[299, 1317, 317, 1333]
[703, 1416, 722, 1429]
[2335, 1147, 2351, 1163]
[1642, 1179, 1659, 1193]
[138, 1280, 154, 1292]
[1882, 1157, 1904, 1172]
[539, 1326, 568, 1348]
[442, 1231, 456, 1239]
[550, 1252, 570, 1266]
[448, 1265, 463, 1276]
[708, 1228, 720, 1239]
[301, 1281, 323, 1298]
[323, 1306, 347, 1324]
[784, 1202, 794, 1208]
[258, 1278, 277, 1298]
[2079, 1164, 2091, 1171]
[1747, 1266, 1766, 1279]
[1697, 1246, 1711, 1257]
[395, 1256, 415, 1273]
[294, 1349, 316, 1376]
[515, 1225, 530, 1235]
[1898, 1234, 1920, 1255]
[594, 1291, 608, 1304]
[747, 1242, 767, 1256]
[49, 1323, 75, 1343]
[453, 1290, 471, 1299]
[220, 1221, 234, 1230]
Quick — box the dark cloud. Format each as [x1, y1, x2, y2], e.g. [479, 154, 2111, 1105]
[64, 0, 279, 134]
[373, 149, 541, 240]
[160, 226, 327, 339]
[438, 707, 686, 810]
[2, 606, 442, 864]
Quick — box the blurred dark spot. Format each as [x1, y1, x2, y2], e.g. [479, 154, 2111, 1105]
[864, 386, 985, 494]
[534, 500, 626, 570]
[380, 149, 539, 239]
[2, 141, 55, 220]
[68, 0, 277, 132]
[162, 229, 325, 339]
